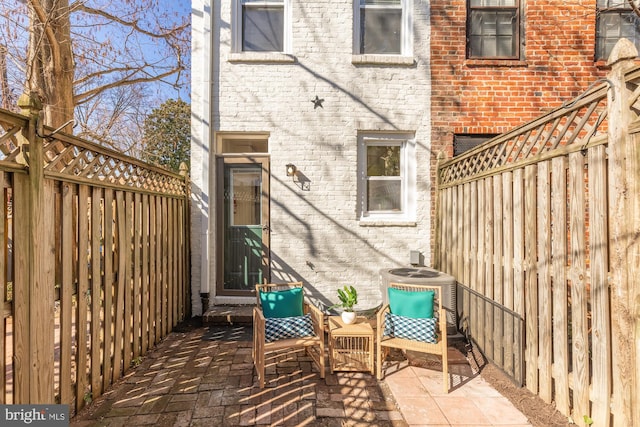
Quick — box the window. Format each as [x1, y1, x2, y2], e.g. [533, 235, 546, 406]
[358, 133, 415, 222]
[355, 0, 411, 55]
[216, 133, 269, 153]
[233, 0, 289, 53]
[454, 134, 498, 156]
[596, 0, 640, 61]
[467, 0, 519, 59]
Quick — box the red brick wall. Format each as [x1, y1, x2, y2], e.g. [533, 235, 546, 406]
[430, 0, 606, 158]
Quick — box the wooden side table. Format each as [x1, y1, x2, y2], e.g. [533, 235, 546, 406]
[328, 316, 375, 374]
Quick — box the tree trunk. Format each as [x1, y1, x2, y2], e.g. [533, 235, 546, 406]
[26, 0, 75, 130]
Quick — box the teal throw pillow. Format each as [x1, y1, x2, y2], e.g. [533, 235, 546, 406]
[388, 288, 434, 319]
[260, 287, 304, 318]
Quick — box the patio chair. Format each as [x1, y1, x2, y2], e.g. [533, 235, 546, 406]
[253, 282, 326, 388]
[376, 282, 449, 393]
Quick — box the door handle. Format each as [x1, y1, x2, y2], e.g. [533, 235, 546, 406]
[262, 225, 271, 232]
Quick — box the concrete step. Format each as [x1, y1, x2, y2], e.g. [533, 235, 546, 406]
[203, 305, 254, 325]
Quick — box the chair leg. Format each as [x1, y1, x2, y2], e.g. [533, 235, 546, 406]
[256, 351, 265, 389]
[319, 341, 326, 379]
[376, 345, 384, 379]
[442, 349, 449, 394]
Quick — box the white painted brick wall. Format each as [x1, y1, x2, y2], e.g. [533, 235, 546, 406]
[192, 0, 432, 313]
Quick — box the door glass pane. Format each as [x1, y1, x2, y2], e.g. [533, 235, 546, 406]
[230, 170, 261, 225]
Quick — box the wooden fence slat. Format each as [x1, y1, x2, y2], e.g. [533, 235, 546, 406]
[60, 183, 73, 406]
[155, 196, 162, 341]
[149, 195, 157, 347]
[76, 185, 90, 412]
[169, 199, 180, 328]
[551, 157, 569, 415]
[162, 197, 168, 337]
[133, 193, 142, 360]
[537, 160, 553, 403]
[12, 174, 29, 404]
[588, 144, 611, 427]
[175, 198, 182, 323]
[113, 191, 126, 382]
[90, 187, 103, 400]
[452, 185, 461, 285]
[141, 194, 149, 354]
[477, 181, 486, 349]
[123, 192, 133, 372]
[168, 198, 175, 328]
[493, 175, 503, 366]
[512, 168, 525, 384]
[484, 178, 494, 360]
[102, 190, 114, 391]
[524, 164, 538, 394]
[568, 151, 589, 426]
[502, 172, 514, 376]
[469, 181, 478, 341]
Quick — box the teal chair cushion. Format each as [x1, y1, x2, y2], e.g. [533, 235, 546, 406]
[260, 287, 304, 318]
[388, 288, 435, 319]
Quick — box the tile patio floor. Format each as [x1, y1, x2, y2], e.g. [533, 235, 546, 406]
[70, 322, 532, 427]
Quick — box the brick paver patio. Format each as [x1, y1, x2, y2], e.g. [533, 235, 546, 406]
[70, 324, 406, 426]
[70, 319, 532, 426]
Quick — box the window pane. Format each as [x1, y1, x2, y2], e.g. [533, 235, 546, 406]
[221, 139, 268, 153]
[469, 10, 516, 57]
[367, 180, 401, 211]
[362, 0, 401, 4]
[471, 0, 516, 6]
[243, 6, 284, 52]
[596, 10, 640, 60]
[361, 9, 402, 54]
[367, 145, 400, 177]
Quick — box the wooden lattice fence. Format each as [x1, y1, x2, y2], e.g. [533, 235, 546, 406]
[0, 96, 190, 416]
[436, 43, 639, 426]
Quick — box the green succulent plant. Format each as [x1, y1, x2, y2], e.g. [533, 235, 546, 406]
[329, 285, 358, 312]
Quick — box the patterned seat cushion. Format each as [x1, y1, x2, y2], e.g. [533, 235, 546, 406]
[265, 313, 315, 342]
[383, 312, 437, 343]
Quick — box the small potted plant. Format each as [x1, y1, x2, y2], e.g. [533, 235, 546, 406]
[329, 285, 358, 324]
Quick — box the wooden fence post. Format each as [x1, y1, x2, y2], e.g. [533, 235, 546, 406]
[14, 93, 55, 404]
[606, 39, 639, 427]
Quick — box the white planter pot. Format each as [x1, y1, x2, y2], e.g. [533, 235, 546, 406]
[341, 311, 357, 325]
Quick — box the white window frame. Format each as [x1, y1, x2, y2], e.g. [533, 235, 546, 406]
[231, 0, 292, 54]
[353, 0, 413, 57]
[357, 133, 416, 223]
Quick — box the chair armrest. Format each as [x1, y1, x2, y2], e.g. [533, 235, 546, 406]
[437, 306, 448, 345]
[304, 302, 325, 337]
[254, 307, 266, 335]
[377, 304, 390, 341]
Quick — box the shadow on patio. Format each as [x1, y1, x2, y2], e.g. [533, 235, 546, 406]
[70, 318, 550, 426]
[70, 320, 404, 426]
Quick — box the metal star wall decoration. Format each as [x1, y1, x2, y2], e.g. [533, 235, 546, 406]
[311, 95, 324, 109]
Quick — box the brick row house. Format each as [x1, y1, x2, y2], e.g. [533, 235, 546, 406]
[190, 0, 638, 314]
